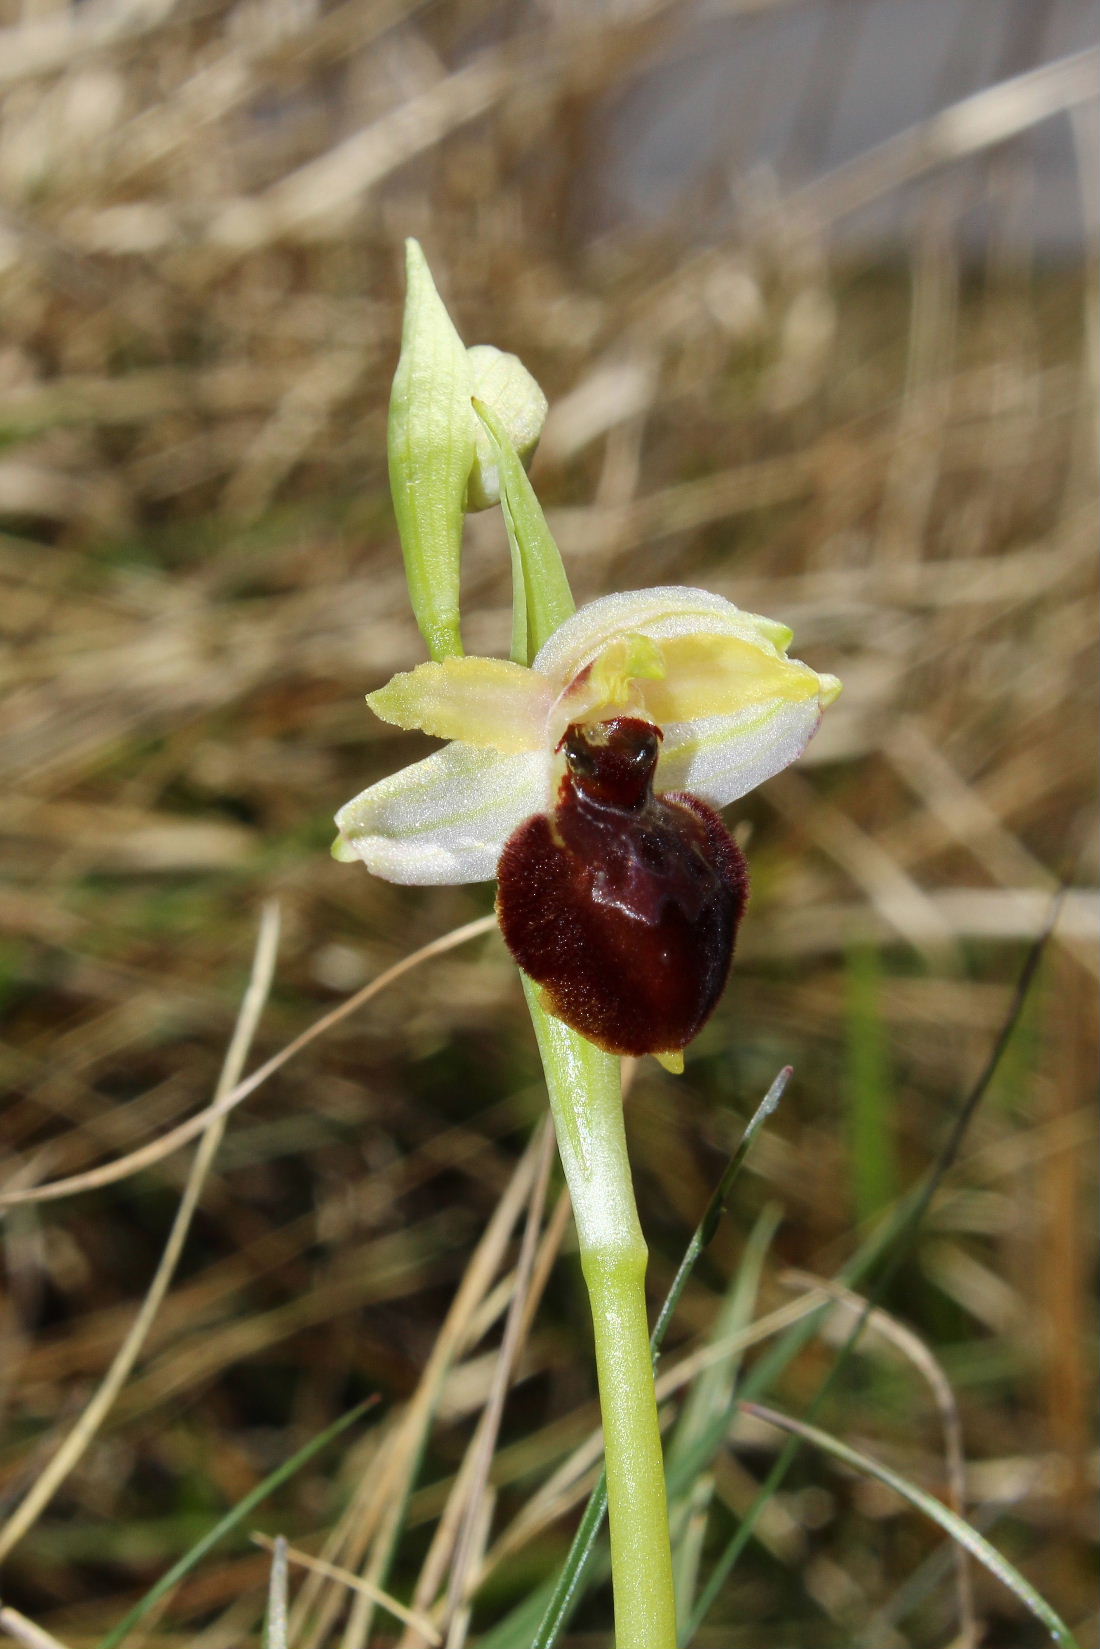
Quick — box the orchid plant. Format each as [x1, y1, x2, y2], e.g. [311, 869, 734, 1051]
[334, 241, 840, 1648]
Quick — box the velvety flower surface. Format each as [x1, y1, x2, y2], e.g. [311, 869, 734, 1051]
[334, 585, 841, 885]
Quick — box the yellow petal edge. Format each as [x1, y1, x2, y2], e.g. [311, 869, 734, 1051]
[366, 656, 551, 753]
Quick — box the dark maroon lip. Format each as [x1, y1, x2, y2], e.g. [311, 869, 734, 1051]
[496, 718, 749, 1058]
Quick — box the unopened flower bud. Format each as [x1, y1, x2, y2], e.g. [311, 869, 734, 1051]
[388, 240, 475, 661]
[465, 345, 548, 511]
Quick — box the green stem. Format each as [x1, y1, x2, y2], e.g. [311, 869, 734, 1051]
[524, 979, 676, 1649]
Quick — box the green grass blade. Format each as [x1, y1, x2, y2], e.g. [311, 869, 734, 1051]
[95, 1398, 376, 1649]
[477, 1546, 614, 1649]
[844, 945, 898, 1222]
[526, 1495, 607, 1649]
[668, 1202, 783, 1635]
[651, 1068, 790, 1359]
[685, 901, 1061, 1639]
[745, 1403, 1080, 1648]
[475, 1580, 558, 1649]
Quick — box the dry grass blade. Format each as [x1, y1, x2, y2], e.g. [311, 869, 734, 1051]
[387, 1134, 560, 1649]
[404, 1122, 557, 1646]
[884, 719, 1057, 895]
[742, 888, 1098, 974]
[766, 769, 962, 962]
[0, 0, 181, 86]
[0, 1608, 74, 1649]
[0, 901, 281, 1564]
[264, 1534, 289, 1649]
[444, 1487, 494, 1649]
[290, 1127, 549, 1649]
[0, 916, 497, 1209]
[210, 57, 513, 253]
[788, 48, 1100, 224]
[252, 1533, 441, 1645]
[0, 0, 1093, 1638]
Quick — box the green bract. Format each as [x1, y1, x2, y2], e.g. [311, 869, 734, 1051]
[388, 241, 549, 661]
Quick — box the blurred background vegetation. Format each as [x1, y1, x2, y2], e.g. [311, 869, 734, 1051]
[0, 0, 1096, 1645]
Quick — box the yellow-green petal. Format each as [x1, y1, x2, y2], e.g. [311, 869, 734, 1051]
[640, 632, 824, 724]
[366, 656, 552, 751]
[552, 631, 667, 730]
[533, 585, 800, 686]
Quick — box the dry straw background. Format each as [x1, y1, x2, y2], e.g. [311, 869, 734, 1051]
[0, 1, 1096, 1646]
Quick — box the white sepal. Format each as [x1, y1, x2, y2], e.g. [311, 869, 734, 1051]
[334, 742, 548, 885]
[656, 697, 825, 808]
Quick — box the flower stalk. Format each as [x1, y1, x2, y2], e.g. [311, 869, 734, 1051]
[479, 367, 679, 1640]
[525, 981, 677, 1649]
[490, 393, 680, 1641]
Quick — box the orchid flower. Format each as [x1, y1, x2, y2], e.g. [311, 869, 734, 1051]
[333, 585, 840, 885]
[334, 241, 841, 1649]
